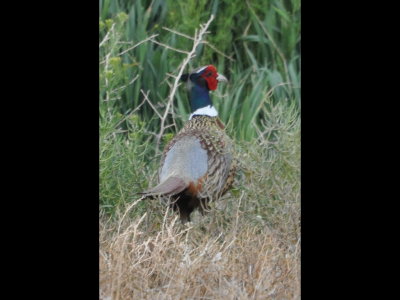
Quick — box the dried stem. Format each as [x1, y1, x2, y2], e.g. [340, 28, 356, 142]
[119, 34, 158, 56]
[162, 26, 195, 40]
[141, 89, 163, 120]
[155, 14, 216, 152]
[100, 34, 159, 65]
[202, 41, 235, 62]
[99, 23, 115, 48]
[150, 38, 190, 55]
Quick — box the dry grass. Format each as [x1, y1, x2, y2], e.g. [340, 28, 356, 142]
[100, 202, 300, 299]
[100, 205, 299, 300]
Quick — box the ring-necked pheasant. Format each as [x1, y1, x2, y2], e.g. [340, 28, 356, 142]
[142, 65, 236, 223]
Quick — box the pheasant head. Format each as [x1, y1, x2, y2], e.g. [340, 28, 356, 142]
[181, 65, 228, 120]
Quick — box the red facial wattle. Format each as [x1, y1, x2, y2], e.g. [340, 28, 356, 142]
[200, 65, 219, 90]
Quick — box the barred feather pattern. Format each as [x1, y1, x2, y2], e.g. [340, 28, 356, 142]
[160, 115, 236, 202]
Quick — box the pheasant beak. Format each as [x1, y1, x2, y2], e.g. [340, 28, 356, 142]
[217, 73, 228, 83]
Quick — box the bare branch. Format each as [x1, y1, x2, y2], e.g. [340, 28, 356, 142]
[99, 23, 115, 48]
[156, 14, 216, 151]
[141, 89, 163, 119]
[162, 27, 195, 40]
[202, 41, 235, 62]
[104, 52, 111, 103]
[100, 34, 159, 65]
[110, 75, 139, 95]
[119, 34, 159, 56]
[150, 38, 190, 55]
[165, 73, 178, 79]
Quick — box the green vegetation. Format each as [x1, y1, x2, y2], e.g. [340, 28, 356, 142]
[99, 0, 300, 136]
[99, 0, 300, 298]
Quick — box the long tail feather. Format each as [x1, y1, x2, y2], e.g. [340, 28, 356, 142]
[140, 176, 187, 197]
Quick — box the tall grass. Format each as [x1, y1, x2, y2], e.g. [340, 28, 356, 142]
[99, 0, 300, 140]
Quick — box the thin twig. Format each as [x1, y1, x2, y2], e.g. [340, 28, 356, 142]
[100, 34, 158, 65]
[117, 197, 144, 235]
[99, 23, 115, 48]
[165, 73, 178, 79]
[150, 38, 190, 55]
[162, 27, 195, 40]
[107, 96, 147, 137]
[156, 14, 216, 151]
[202, 40, 235, 61]
[119, 34, 159, 56]
[104, 52, 111, 103]
[141, 89, 163, 119]
[110, 74, 139, 94]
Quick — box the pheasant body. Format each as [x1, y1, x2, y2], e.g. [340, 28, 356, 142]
[142, 65, 236, 222]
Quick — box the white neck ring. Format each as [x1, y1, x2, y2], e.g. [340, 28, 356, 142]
[189, 105, 218, 120]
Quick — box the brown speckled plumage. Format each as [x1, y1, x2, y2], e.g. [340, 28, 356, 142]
[144, 116, 236, 222]
[142, 65, 235, 222]
[163, 116, 235, 222]
[161, 115, 236, 196]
